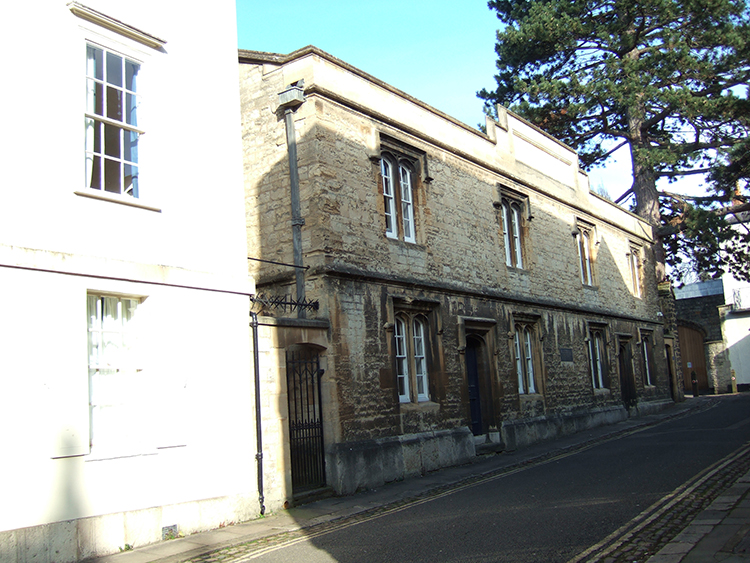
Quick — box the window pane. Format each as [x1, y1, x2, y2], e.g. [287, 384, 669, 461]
[106, 51, 123, 87]
[104, 158, 121, 193]
[399, 166, 412, 203]
[123, 130, 138, 163]
[125, 60, 139, 92]
[524, 329, 536, 393]
[512, 205, 523, 268]
[502, 203, 513, 266]
[87, 45, 103, 80]
[88, 330, 101, 367]
[514, 331, 525, 393]
[413, 318, 428, 400]
[124, 164, 139, 197]
[87, 155, 102, 189]
[126, 92, 139, 126]
[85, 118, 102, 153]
[87, 80, 103, 116]
[106, 86, 123, 122]
[400, 165, 414, 241]
[402, 199, 413, 239]
[382, 160, 395, 235]
[104, 123, 121, 157]
[395, 318, 409, 400]
[416, 365, 425, 395]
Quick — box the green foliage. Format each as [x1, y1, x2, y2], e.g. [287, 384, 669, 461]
[661, 195, 750, 282]
[480, 0, 750, 281]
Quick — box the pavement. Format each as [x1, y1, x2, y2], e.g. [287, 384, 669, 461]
[89, 395, 750, 563]
[646, 467, 750, 563]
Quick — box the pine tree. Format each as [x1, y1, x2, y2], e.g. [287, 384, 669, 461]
[479, 0, 750, 281]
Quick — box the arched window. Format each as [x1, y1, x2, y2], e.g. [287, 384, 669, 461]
[380, 153, 417, 243]
[394, 313, 431, 403]
[576, 225, 594, 285]
[629, 245, 642, 298]
[501, 200, 524, 268]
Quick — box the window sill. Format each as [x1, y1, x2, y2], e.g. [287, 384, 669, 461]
[593, 388, 611, 396]
[519, 392, 543, 399]
[385, 235, 422, 247]
[400, 400, 439, 412]
[75, 190, 162, 213]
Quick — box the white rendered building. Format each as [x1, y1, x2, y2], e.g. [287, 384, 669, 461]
[0, 2, 259, 560]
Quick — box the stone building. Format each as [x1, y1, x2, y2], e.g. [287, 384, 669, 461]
[675, 211, 750, 395]
[239, 46, 676, 500]
[675, 280, 730, 394]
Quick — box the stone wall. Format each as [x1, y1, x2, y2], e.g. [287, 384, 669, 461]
[239, 47, 672, 496]
[676, 293, 725, 342]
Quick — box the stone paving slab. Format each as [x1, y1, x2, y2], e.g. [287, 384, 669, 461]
[648, 469, 750, 563]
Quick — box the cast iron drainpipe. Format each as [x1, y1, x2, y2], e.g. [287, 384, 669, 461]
[250, 310, 265, 515]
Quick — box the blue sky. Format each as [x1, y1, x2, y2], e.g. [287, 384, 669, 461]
[234, 0, 658, 200]
[236, 1, 501, 129]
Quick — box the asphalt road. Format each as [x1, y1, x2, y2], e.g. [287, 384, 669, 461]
[243, 395, 750, 563]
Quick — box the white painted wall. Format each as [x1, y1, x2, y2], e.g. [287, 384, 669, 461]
[721, 217, 750, 386]
[723, 274, 750, 386]
[0, 1, 259, 559]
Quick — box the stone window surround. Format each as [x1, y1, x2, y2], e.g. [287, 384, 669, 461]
[371, 133, 430, 244]
[586, 321, 610, 392]
[628, 243, 643, 298]
[385, 295, 440, 405]
[574, 219, 598, 287]
[494, 184, 531, 270]
[509, 312, 543, 397]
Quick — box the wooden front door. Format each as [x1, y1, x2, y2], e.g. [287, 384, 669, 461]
[678, 326, 708, 394]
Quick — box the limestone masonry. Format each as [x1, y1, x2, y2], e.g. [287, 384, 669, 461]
[239, 46, 679, 497]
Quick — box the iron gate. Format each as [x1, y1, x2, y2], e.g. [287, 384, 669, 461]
[286, 348, 325, 492]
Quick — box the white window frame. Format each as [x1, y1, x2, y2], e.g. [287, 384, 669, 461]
[641, 331, 655, 386]
[87, 293, 145, 455]
[382, 158, 397, 239]
[85, 42, 143, 198]
[514, 324, 537, 394]
[394, 313, 431, 403]
[395, 316, 410, 402]
[400, 165, 416, 243]
[413, 317, 429, 401]
[501, 199, 524, 268]
[588, 329, 607, 389]
[380, 153, 417, 243]
[71, 2, 166, 209]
